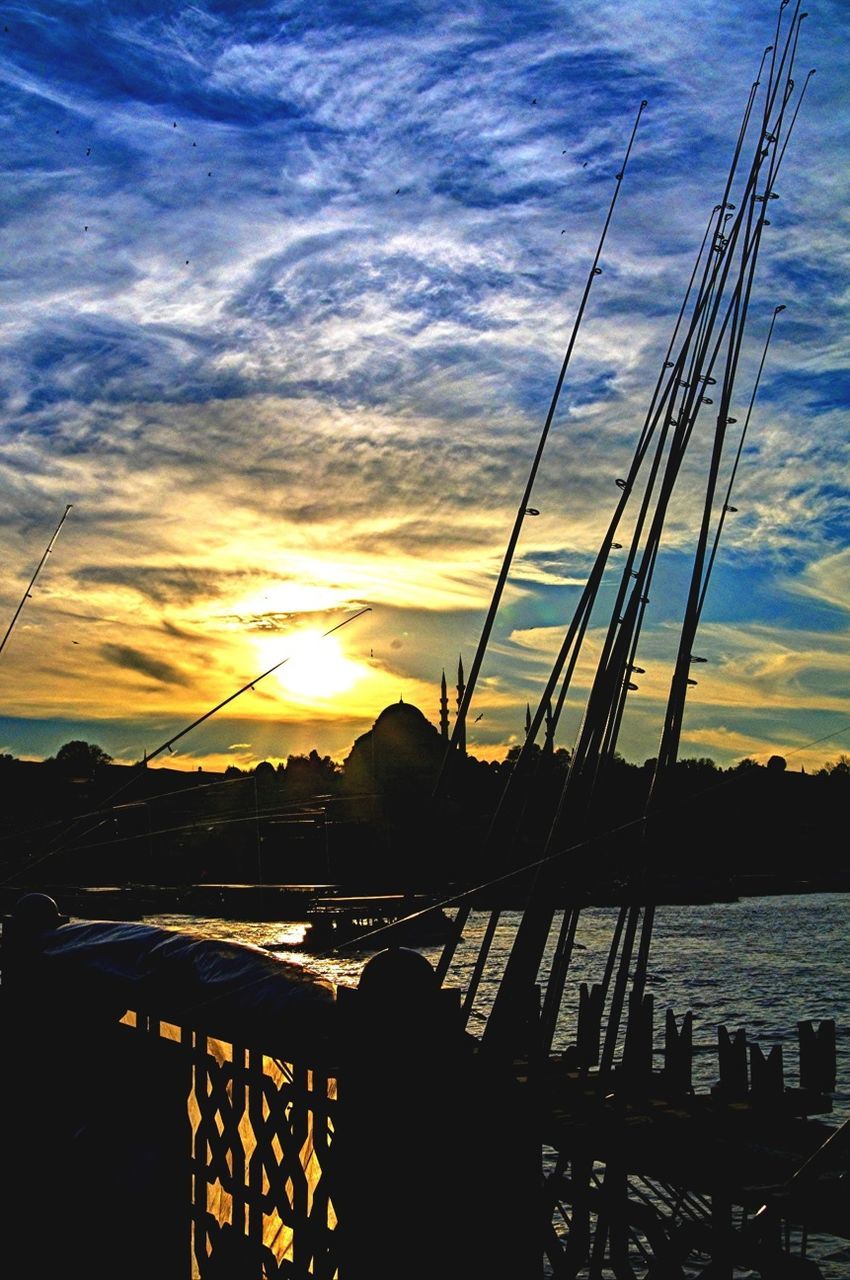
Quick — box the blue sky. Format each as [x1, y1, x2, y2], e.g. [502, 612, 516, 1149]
[0, 0, 847, 773]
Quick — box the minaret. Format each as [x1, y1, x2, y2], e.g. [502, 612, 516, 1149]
[440, 670, 449, 739]
[455, 654, 467, 756]
[543, 698, 554, 755]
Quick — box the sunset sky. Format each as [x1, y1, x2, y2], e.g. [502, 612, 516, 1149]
[1, 0, 847, 775]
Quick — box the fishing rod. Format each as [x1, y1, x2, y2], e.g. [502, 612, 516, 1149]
[0, 504, 73, 659]
[597, 222, 795, 1072]
[650, 29, 810, 790]
[432, 101, 649, 980]
[13, 605, 372, 882]
[602, 64, 809, 1059]
[554, 209, 759, 806]
[597, 232, 760, 782]
[572, 55, 799, 808]
[479, 255, 743, 1042]
[481, 20, 811, 1056]
[597, 309, 786, 1074]
[492, 200, 727, 852]
[439, 80, 773, 997]
[144, 606, 372, 765]
[431, 98, 648, 805]
[476, 12, 799, 828]
[446, 8, 810, 1024]
[631, 282, 785, 950]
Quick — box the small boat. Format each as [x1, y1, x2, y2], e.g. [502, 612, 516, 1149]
[269, 895, 457, 953]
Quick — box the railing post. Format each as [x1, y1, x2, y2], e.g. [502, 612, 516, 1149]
[334, 945, 541, 1278]
[2, 894, 193, 1280]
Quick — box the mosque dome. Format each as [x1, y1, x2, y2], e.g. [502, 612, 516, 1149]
[342, 698, 445, 797]
[372, 699, 433, 733]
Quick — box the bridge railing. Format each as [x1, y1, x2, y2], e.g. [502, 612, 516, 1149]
[1, 893, 538, 1280]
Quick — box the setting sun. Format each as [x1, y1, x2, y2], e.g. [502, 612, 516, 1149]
[273, 630, 361, 701]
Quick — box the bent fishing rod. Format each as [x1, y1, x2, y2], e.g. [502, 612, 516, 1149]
[0, 504, 73, 658]
[13, 605, 372, 881]
[431, 97, 648, 805]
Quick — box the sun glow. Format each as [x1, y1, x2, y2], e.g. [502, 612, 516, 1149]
[273, 631, 361, 701]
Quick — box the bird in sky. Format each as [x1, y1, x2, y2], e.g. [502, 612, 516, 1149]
[86, 147, 91, 156]
[395, 188, 400, 194]
[531, 98, 537, 104]
[582, 161, 588, 168]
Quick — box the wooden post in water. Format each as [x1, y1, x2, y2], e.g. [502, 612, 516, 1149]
[662, 1007, 693, 1096]
[714, 1025, 749, 1101]
[799, 1018, 836, 1094]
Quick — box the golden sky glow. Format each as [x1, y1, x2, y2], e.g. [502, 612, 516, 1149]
[0, 3, 847, 777]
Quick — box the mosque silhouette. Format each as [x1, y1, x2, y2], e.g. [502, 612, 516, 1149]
[342, 655, 557, 801]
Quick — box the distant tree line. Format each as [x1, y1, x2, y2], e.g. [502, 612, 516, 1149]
[9, 737, 850, 786]
[0, 740, 847, 898]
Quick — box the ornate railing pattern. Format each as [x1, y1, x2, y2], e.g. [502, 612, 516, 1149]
[190, 1037, 337, 1279]
[110, 1007, 340, 1279]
